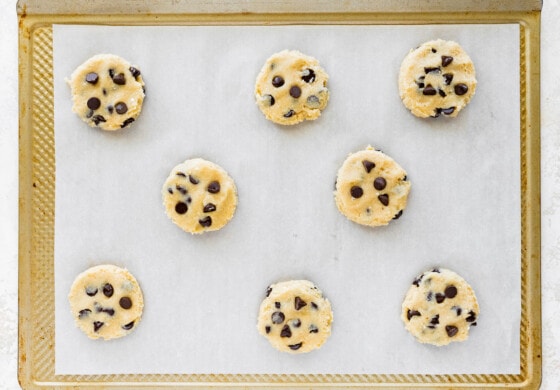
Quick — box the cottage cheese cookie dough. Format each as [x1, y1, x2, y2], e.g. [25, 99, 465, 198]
[69, 54, 145, 130]
[162, 158, 238, 234]
[335, 146, 411, 227]
[68, 265, 144, 340]
[255, 50, 329, 125]
[257, 280, 333, 353]
[398, 39, 476, 118]
[401, 268, 479, 346]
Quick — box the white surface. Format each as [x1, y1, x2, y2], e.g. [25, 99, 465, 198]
[53, 24, 519, 375]
[0, 0, 558, 388]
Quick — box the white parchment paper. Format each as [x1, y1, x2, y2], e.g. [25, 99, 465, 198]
[53, 24, 520, 375]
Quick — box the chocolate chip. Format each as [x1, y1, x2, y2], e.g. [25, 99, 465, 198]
[102, 284, 114, 298]
[309, 324, 319, 333]
[102, 88, 107, 96]
[272, 76, 284, 87]
[168, 187, 174, 194]
[119, 297, 132, 309]
[378, 194, 389, 206]
[454, 83, 468, 95]
[393, 210, 403, 220]
[266, 286, 272, 297]
[362, 160, 375, 173]
[93, 321, 104, 332]
[112, 73, 126, 85]
[199, 216, 212, 227]
[122, 321, 135, 330]
[350, 186, 363, 198]
[292, 319, 301, 328]
[175, 202, 188, 214]
[203, 203, 216, 213]
[120, 118, 135, 128]
[87, 97, 101, 110]
[407, 309, 421, 320]
[271, 311, 285, 324]
[442, 107, 455, 115]
[85, 72, 99, 84]
[307, 95, 319, 105]
[275, 302, 281, 309]
[129, 66, 141, 78]
[176, 185, 187, 195]
[283, 110, 295, 118]
[302, 68, 316, 83]
[176, 172, 186, 177]
[289, 343, 303, 350]
[416, 81, 425, 88]
[294, 296, 307, 310]
[438, 89, 447, 98]
[466, 311, 477, 322]
[85, 286, 98, 297]
[430, 314, 440, 325]
[427, 291, 433, 301]
[188, 175, 199, 185]
[86, 110, 94, 118]
[78, 309, 91, 318]
[453, 306, 462, 316]
[97, 307, 115, 316]
[289, 86, 302, 98]
[445, 285, 458, 299]
[311, 302, 318, 310]
[92, 115, 106, 125]
[115, 102, 128, 115]
[443, 73, 454, 85]
[446, 325, 459, 337]
[423, 85, 437, 95]
[441, 55, 453, 67]
[108, 69, 115, 78]
[424, 67, 440, 74]
[435, 293, 446, 304]
[280, 324, 292, 338]
[265, 326, 271, 334]
[413, 274, 424, 287]
[431, 48, 437, 53]
[263, 94, 275, 106]
[107, 105, 114, 114]
[207, 181, 220, 193]
[374, 177, 387, 190]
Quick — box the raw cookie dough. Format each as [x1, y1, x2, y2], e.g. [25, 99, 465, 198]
[255, 50, 329, 125]
[398, 39, 476, 118]
[401, 268, 479, 346]
[68, 54, 145, 130]
[68, 265, 144, 340]
[334, 146, 411, 227]
[162, 158, 238, 234]
[257, 280, 333, 354]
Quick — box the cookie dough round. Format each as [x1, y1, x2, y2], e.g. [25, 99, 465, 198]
[162, 158, 238, 234]
[68, 265, 144, 340]
[398, 39, 476, 118]
[334, 146, 411, 227]
[401, 268, 479, 346]
[257, 280, 333, 354]
[255, 50, 329, 125]
[69, 54, 145, 130]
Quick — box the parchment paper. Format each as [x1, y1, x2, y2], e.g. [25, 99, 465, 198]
[53, 24, 520, 375]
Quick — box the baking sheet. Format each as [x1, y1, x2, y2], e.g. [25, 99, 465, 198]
[53, 24, 520, 376]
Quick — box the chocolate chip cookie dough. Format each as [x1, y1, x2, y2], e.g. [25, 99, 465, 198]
[162, 158, 238, 234]
[68, 54, 145, 130]
[398, 39, 476, 118]
[402, 268, 479, 346]
[255, 50, 329, 125]
[334, 146, 411, 227]
[68, 265, 144, 340]
[257, 280, 333, 354]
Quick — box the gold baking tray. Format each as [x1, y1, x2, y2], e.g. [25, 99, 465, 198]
[17, 0, 542, 388]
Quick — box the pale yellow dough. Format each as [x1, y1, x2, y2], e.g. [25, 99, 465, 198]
[398, 39, 476, 118]
[162, 158, 238, 234]
[401, 268, 479, 346]
[68, 54, 145, 130]
[68, 265, 144, 340]
[255, 50, 329, 125]
[335, 146, 411, 227]
[257, 280, 333, 354]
